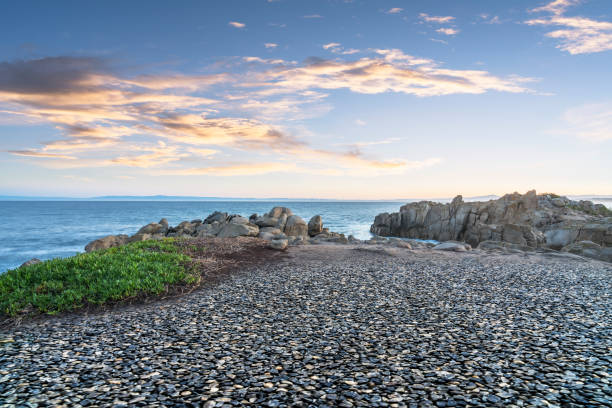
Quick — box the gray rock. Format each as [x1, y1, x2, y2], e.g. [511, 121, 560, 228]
[85, 234, 130, 252]
[269, 207, 293, 218]
[308, 215, 323, 236]
[196, 222, 224, 237]
[127, 233, 164, 243]
[371, 190, 610, 251]
[175, 221, 197, 236]
[284, 215, 308, 237]
[432, 242, 471, 252]
[561, 240, 612, 262]
[258, 231, 276, 241]
[217, 223, 259, 238]
[204, 211, 228, 224]
[269, 238, 288, 250]
[159, 218, 169, 230]
[229, 215, 249, 225]
[137, 222, 166, 235]
[20, 258, 42, 268]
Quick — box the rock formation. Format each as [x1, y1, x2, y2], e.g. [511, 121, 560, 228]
[84, 207, 350, 252]
[371, 190, 612, 261]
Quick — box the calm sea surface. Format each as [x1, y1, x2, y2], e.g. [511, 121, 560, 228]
[3, 199, 610, 273]
[0, 201, 406, 272]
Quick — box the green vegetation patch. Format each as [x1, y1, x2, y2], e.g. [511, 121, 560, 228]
[0, 239, 199, 317]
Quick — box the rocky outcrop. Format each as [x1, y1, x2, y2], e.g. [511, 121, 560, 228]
[371, 191, 612, 262]
[85, 234, 129, 252]
[84, 207, 351, 252]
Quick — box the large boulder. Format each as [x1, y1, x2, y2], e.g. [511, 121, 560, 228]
[253, 207, 292, 229]
[204, 211, 228, 224]
[127, 233, 164, 243]
[137, 222, 167, 235]
[308, 215, 323, 236]
[217, 223, 259, 238]
[229, 215, 249, 225]
[433, 242, 471, 252]
[284, 215, 308, 237]
[196, 221, 224, 237]
[269, 238, 288, 251]
[85, 234, 129, 252]
[561, 241, 612, 262]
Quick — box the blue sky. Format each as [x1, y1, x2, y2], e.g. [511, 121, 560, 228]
[0, 0, 610, 198]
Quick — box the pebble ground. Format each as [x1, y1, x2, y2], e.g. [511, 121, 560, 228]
[1, 245, 611, 408]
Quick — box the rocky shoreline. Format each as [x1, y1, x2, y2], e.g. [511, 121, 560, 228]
[2, 245, 611, 407]
[80, 192, 612, 265]
[371, 191, 612, 263]
[84, 206, 361, 255]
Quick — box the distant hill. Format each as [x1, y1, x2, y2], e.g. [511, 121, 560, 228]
[1, 194, 610, 202]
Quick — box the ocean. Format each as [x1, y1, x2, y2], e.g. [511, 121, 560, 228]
[0, 201, 404, 272]
[2, 199, 610, 273]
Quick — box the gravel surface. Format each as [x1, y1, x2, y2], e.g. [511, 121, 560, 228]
[1, 245, 611, 407]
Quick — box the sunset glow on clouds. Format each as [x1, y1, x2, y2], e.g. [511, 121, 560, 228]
[0, 0, 610, 198]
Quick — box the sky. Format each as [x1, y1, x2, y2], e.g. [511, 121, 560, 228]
[0, 0, 610, 199]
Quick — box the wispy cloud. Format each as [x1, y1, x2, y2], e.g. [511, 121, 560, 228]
[355, 119, 366, 126]
[479, 14, 501, 24]
[7, 150, 76, 159]
[526, 0, 612, 54]
[322, 42, 360, 55]
[323, 42, 341, 50]
[249, 49, 534, 97]
[419, 13, 455, 24]
[0, 52, 531, 176]
[264, 43, 278, 48]
[161, 162, 293, 176]
[386, 8, 403, 14]
[562, 103, 612, 141]
[228, 21, 246, 28]
[436, 28, 459, 36]
[303, 14, 323, 19]
[531, 0, 581, 16]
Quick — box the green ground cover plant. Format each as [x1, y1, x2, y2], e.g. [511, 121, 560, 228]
[0, 239, 199, 316]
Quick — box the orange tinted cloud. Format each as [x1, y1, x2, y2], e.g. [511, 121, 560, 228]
[250, 49, 531, 97]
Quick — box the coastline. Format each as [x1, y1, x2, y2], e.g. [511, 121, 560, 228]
[2, 243, 610, 406]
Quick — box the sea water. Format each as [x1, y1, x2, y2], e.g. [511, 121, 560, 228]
[2, 199, 610, 273]
[0, 201, 404, 272]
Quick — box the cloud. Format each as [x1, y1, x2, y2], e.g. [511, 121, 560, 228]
[228, 21, 245, 28]
[161, 162, 294, 176]
[526, 16, 612, 54]
[562, 103, 612, 141]
[322, 43, 361, 55]
[526, 0, 612, 54]
[323, 42, 341, 50]
[530, 0, 580, 16]
[264, 43, 278, 48]
[386, 8, 403, 14]
[0, 53, 525, 177]
[303, 14, 323, 19]
[355, 119, 366, 126]
[243, 56, 296, 65]
[7, 150, 76, 159]
[479, 14, 501, 24]
[419, 13, 455, 24]
[436, 28, 459, 36]
[249, 49, 533, 97]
